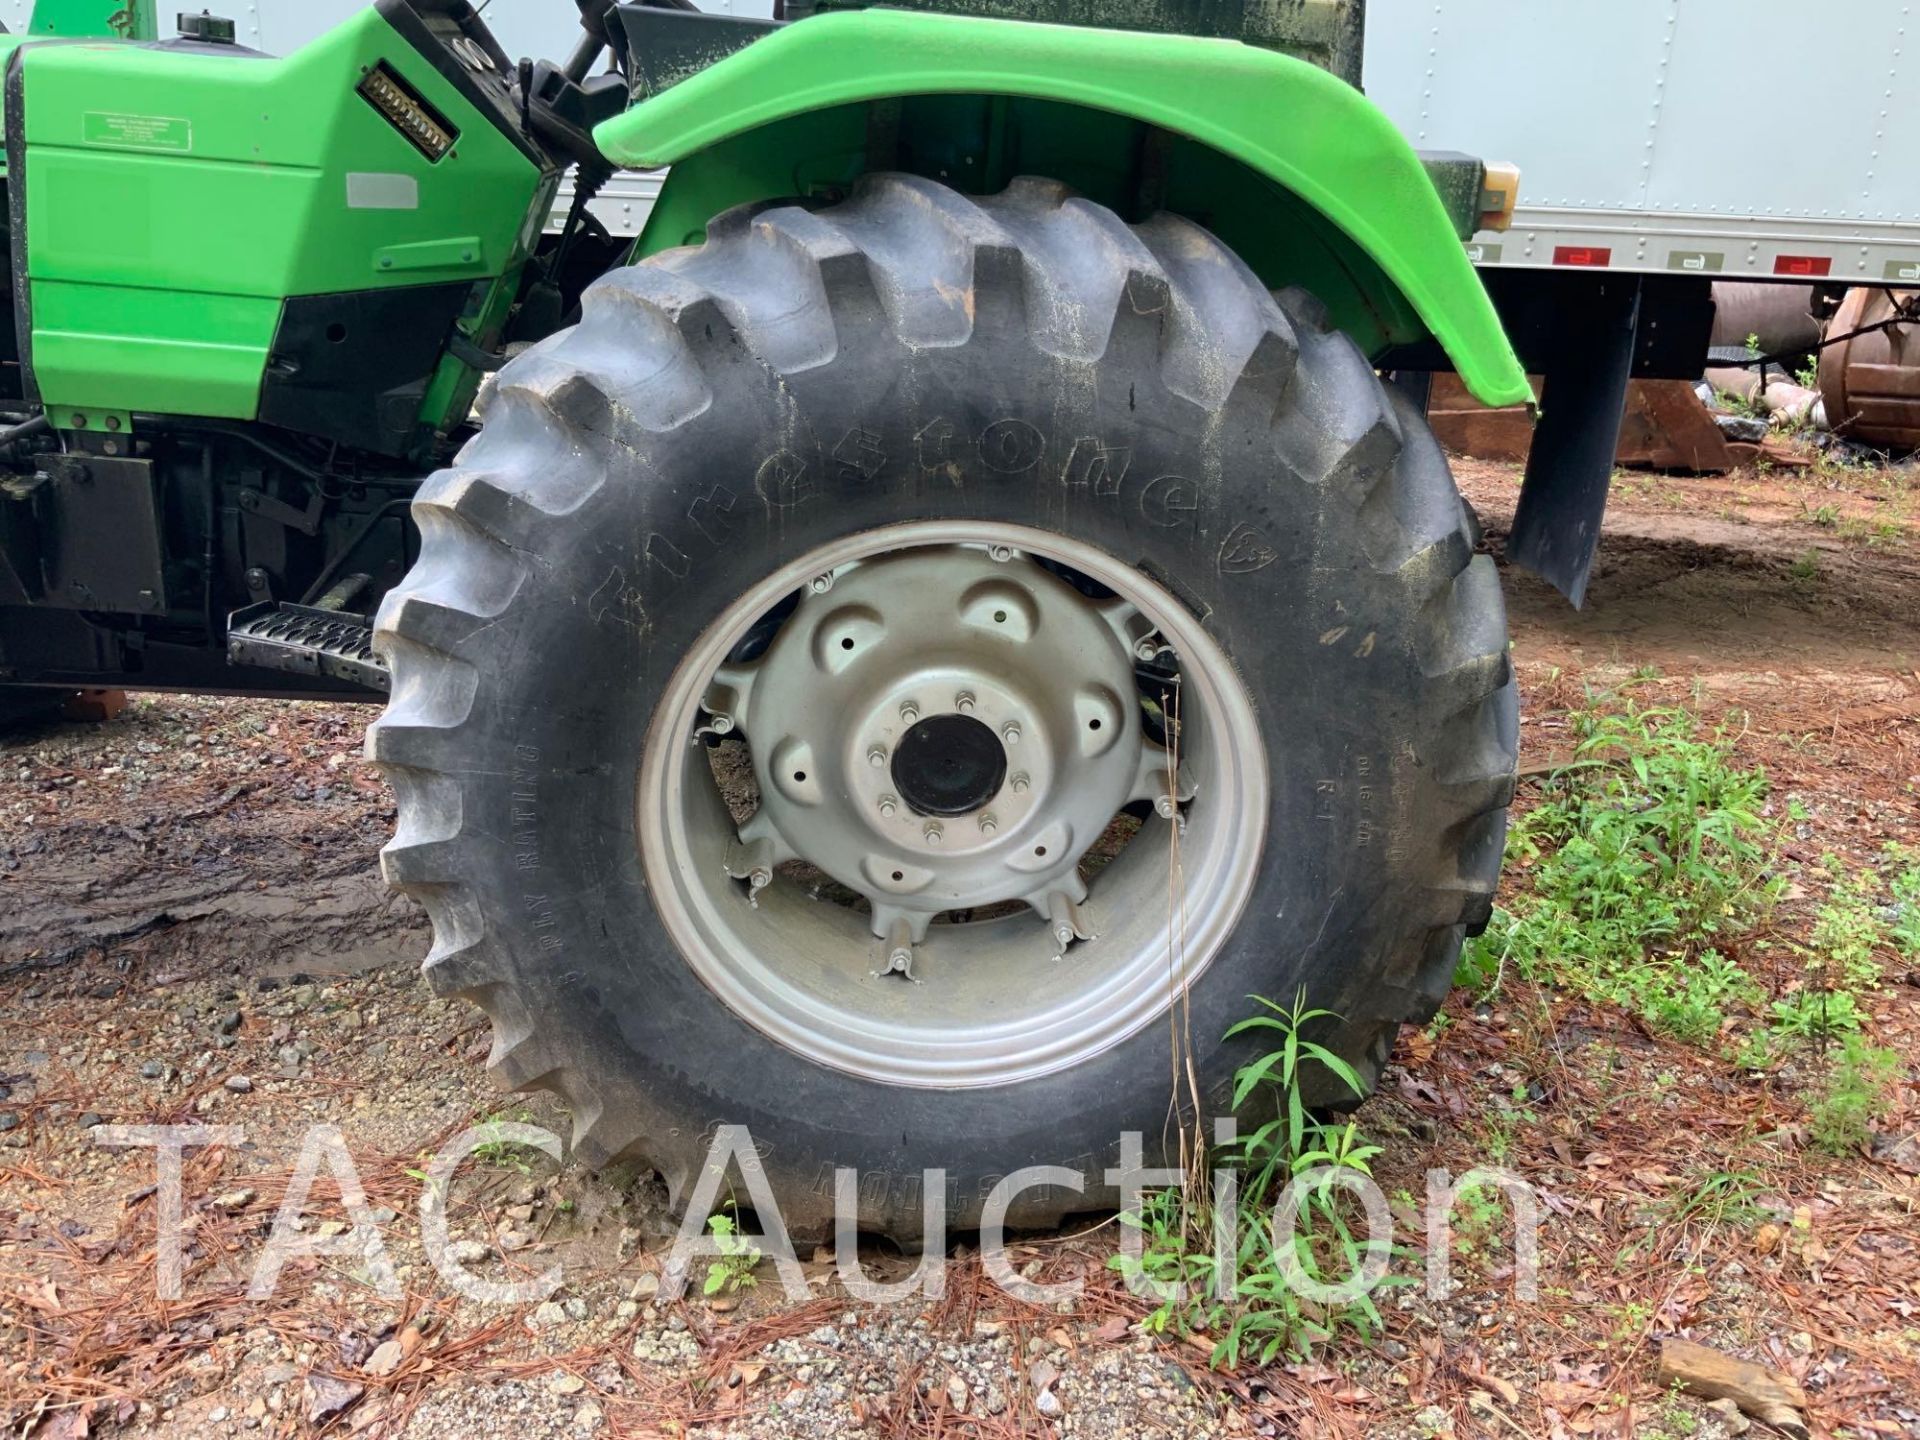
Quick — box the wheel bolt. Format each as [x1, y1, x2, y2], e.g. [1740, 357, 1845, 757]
[978, 812, 998, 835]
[988, 544, 1014, 562]
[899, 700, 920, 723]
[1010, 772, 1030, 794]
[867, 745, 888, 768]
[809, 572, 834, 594]
[1154, 773, 1182, 819]
[955, 691, 976, 714]
[1002, 722, 1021, 745]
[878, 794, 897, 817]
[923, 822, 943, 845]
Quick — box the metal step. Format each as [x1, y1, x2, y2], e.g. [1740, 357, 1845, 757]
[227, 600, 388, 693]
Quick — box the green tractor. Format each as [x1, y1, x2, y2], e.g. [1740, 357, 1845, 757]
[0, 0, 1528, 1236]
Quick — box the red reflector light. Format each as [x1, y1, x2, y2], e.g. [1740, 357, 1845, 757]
[1773, 254, 1832, 277]
[1552, 246, 1611, 267]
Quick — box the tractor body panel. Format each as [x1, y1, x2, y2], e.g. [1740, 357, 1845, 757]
[595, 8, 1529, 407]
[6, 5, 550, 451]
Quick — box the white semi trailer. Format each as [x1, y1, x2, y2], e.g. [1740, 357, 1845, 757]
[1363, 0, 1918, 599]
[1368, 0, 1918, 285]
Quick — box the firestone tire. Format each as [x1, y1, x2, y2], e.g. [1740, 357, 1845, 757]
[369, 174, 1517, 1240]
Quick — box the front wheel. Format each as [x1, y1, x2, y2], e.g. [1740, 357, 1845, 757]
[370, 174, 1516, 1239]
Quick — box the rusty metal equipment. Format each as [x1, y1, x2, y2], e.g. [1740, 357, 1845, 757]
[1818, 288, 1920, 448]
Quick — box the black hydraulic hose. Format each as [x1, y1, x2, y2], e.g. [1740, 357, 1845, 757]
[544, 159, 612, 292]
[0, 412, 49, 448]
[145, 416, 329, 487]
[201, 442, 219, 649]
[137, 415, 418, 493]
[448, 332, 508, 372]
[298, 500, 412, 608]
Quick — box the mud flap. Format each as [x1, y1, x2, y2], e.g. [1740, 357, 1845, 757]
[1508, 277, 1642, 608]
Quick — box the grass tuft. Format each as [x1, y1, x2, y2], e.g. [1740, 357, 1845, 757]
[1112, 993, 1398, 1366]
[1456, 696, 1777, 1044]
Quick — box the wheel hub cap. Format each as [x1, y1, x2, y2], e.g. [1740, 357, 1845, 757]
[722, 545, 1154, 943]
[892, 714, 1006, 817]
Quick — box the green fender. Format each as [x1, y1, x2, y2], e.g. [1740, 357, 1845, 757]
[592, 8, 1530, 408]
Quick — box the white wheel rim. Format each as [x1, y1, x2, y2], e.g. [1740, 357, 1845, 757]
[637, 521, 1269, 1088]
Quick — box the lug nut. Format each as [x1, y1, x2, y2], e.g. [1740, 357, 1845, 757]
[1155, 772, 1183, 819]
[1010, 772, 1030, 794]
[923, 822, 943, 845]
[808, 572, 834, 594]
[878, 794, 897, 817]
[867, 745, 888, 768]
[955, 691, 976, 714]
[1002, 722, 1021, 745]
[987, 544, 1014, 562]
[899, 700, 920, 723]
[978, 812, 998, 835]
[885, 919, 915, 980]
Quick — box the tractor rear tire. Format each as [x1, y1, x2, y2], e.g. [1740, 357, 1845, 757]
[370, 174, 1516, 1240]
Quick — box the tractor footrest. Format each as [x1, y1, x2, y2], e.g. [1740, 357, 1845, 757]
[228, 602, 389, 693]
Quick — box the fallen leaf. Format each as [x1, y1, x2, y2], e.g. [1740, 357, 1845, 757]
[1539, 1380, 1603, 1412]
[304, 1374, 365, 1425]
[1399, 1029, 1437, 1067]
[1464, 1368, 1520, 1406]
[20, 1278, 61, 1314]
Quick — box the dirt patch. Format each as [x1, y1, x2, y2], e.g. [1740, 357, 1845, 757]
[1457, 457, 1920, 678]
[0, 697, 424, 983]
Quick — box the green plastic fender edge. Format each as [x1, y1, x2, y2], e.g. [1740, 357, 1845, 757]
[592, 8, 1531, 408]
